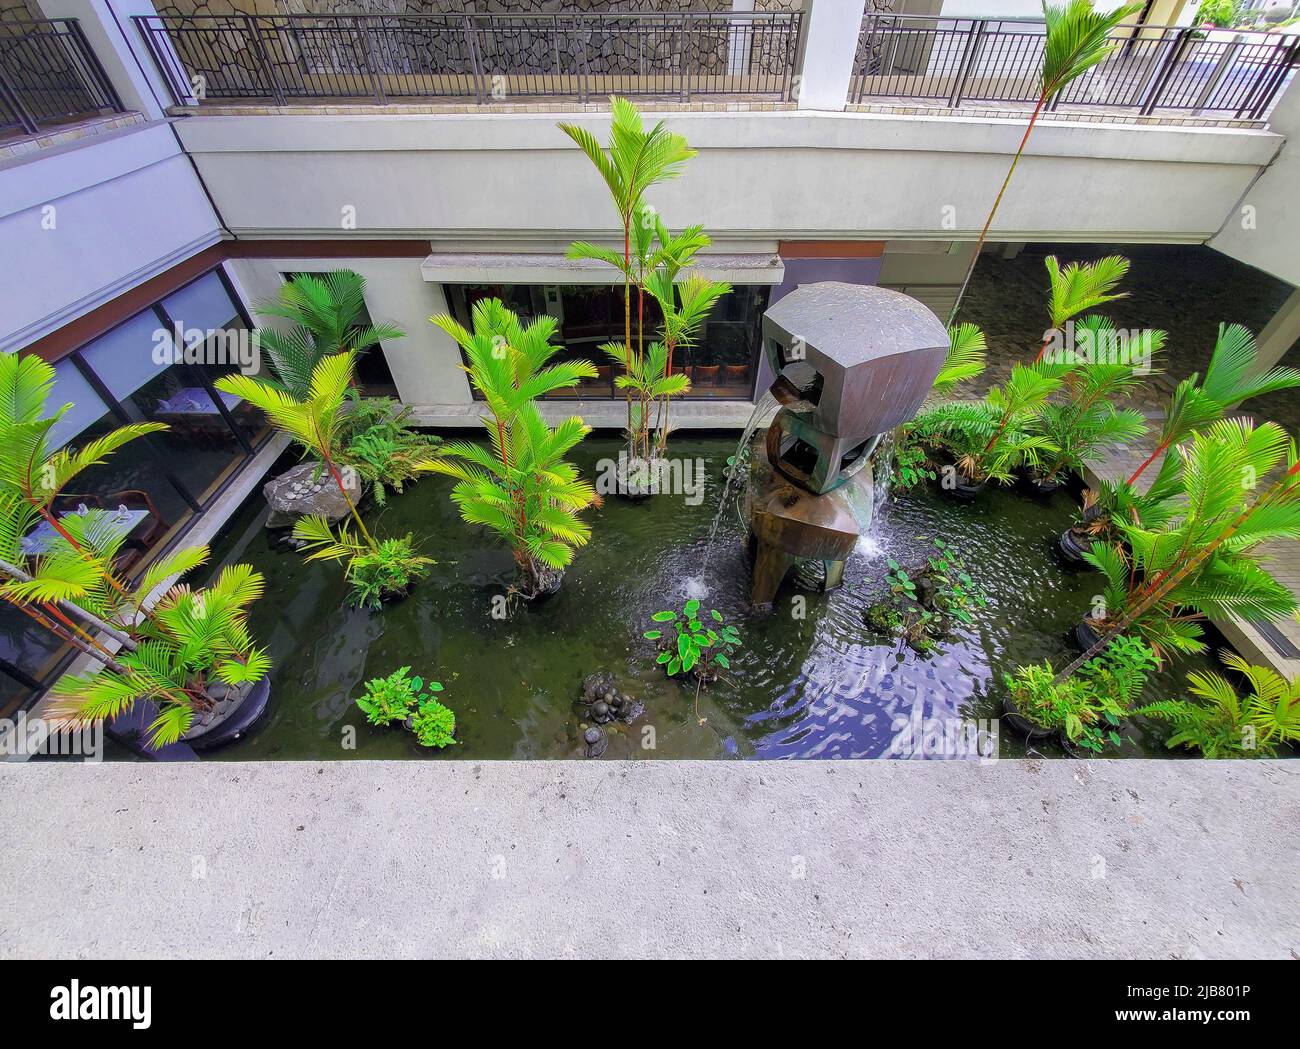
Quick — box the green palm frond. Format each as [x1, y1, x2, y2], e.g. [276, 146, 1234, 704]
[1044, 254, 1129, 329]
[933, 323, 987, 395]
[1041, 0, 1146, 99]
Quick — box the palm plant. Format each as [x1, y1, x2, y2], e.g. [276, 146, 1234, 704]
[0, 354, 165, 581]
[560, 98, 697, 460]
[949, 0, 1144, 321]
[45, 561, 271, 750]
[216, 352, 434, 606]
[430, 299, 599, 598]
[913, 362, 1061, 486]
[255, 270, 404, 399]
[1136, 652, 1300, 758]
[1124, 323, 1300, 486]
[588, 213, 722, 469]
[1034, 316, 1157, 484]
[1072, 418, 1300, 669]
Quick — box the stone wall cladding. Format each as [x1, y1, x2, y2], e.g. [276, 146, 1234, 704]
[153, 1, 803, 97]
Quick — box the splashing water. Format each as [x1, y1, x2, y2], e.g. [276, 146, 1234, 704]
[700, 390, 778, 579]
[871, 430, 895, 519]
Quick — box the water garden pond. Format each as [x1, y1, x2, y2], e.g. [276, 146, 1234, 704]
[203, 434, 1212, 761]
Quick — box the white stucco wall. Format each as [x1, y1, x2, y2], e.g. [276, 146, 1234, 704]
[1208, 79, 1300, 288]
[172, 109, 1280, 248]
[225, 257, 472, 405]
[0, 122, 223, 353]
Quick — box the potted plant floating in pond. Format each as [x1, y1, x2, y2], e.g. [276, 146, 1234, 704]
[645, 600, 741, 684]
[429, 299, 599, 600]
[216, 351, 435, 609]
[864, 538, 987, 653]
[1002, 636, 1156, 754]
[356, 667, 456, 749]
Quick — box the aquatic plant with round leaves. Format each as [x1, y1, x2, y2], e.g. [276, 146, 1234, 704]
[645, 599, 741, 680]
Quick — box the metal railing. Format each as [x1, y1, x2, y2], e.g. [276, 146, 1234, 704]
[133, 11, 803, 106]
[851, 15, 1300, 120]
[0, 18, 124, 136]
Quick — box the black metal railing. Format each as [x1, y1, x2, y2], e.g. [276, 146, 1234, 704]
[0, 18, 124, 136]
[851, 16, 1300, 120]
[133, 11, 803, 106]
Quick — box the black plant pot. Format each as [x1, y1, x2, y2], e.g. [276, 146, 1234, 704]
[1058, 527, 1095, 566]
[946, 473, 985, 502]
[519, 565, 564, 602]
[1058, 731, 1089, 759]
[1029, 474, 1064, 496]
[1073, 618, 1104, 652]
[187, 677, 272, 753]
[1001, 694, 1056, 741]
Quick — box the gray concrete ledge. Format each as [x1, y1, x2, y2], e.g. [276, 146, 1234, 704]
[1, 759, 1296, 959]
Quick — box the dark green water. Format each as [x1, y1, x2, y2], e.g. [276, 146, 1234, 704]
[205, 434, 1214, 761]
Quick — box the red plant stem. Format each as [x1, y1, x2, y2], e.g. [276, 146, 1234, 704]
[1057, 458, 1300, 681]
[948, 94, 1046, 326]
[1126, 440, 1169, 487]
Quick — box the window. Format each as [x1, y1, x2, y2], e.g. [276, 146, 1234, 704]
[445, 282, 767, 400]
[1, 266, 269, 711]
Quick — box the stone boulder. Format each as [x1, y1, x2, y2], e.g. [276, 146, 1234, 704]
[264, 462, 362, 529]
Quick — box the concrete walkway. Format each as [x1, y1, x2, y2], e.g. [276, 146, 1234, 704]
[1, 759, 1296, 959]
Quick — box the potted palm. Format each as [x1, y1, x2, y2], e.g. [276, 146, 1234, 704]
[216, 352, 435, 609]
[910, 361, 1061, 498]
[429, 299, 599, 600]
[559, 97, 699, 481]
[1071, 322, 1300, 560]
[43, 560, 272, 751]
[1072, 418, 1300, 668]
[1003, 635, 1155, 753]
[1136, 653, 1300, 757]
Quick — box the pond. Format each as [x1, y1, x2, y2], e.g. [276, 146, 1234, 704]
[202, 433, 1215, 761]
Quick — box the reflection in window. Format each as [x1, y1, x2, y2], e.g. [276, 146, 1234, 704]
[1, 266, 270, 711]
[446, 282, 766, 400]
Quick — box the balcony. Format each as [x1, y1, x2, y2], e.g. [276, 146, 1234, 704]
[851, 15, 1300, 126]
[133, 11, 803, 109]
[0, 17, 126, 140]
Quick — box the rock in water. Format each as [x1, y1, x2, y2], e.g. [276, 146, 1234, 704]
[264, 462, 362, 529]
[583, 726, 608, 759]
[581, 671, 616, 704]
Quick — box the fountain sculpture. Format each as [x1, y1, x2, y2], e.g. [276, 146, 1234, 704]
[744, 282, 949, 606]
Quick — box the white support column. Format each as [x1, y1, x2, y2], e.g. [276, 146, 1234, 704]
[727, 0, 755, 77]
[796, 0, 867, 112]
[1252, 286, 1300, 375]
[34, 0, 172, 119]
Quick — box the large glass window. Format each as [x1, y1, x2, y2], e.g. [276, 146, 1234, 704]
[445, 282, 767, 400]
[2, 266, 270, 711]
